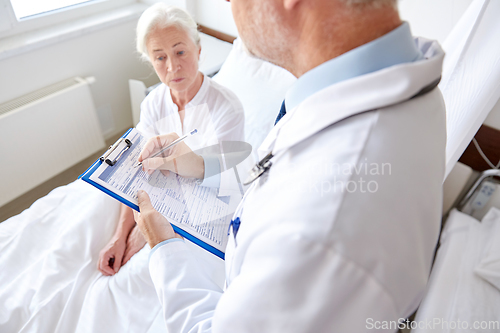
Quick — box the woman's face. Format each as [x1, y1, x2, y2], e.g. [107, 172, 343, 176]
[146, 25, 201, 94]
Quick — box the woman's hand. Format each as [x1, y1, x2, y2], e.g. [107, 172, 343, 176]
[138, 133, 205, 179]
[122, 225, 147, 265]
[98, 236, 126, 276]
[134, 190, 183, 248]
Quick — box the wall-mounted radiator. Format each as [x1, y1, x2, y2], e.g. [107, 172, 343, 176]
[0, 77, 105, 207]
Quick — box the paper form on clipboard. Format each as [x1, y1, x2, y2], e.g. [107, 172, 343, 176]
[79, 128, 238, 259]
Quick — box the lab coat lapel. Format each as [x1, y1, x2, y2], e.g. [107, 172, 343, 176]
[258, 38, 444, 158]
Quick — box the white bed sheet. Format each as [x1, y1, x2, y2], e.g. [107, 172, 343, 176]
[414, 208, 500, 332]
[0, 180, 224, 333]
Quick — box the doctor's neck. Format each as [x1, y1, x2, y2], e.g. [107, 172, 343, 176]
[281, 1, 401, 77]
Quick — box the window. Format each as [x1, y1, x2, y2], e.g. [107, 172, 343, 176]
[10, 0, 95, 20]
[0, 0, 136, 39]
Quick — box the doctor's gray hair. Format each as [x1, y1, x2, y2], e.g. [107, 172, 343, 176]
[136, 3, 200, 62]
[341, 0, 397, 9]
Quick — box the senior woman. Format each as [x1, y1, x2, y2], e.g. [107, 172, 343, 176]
[98, 3, 244, 276]
[0, 4, 243, 332]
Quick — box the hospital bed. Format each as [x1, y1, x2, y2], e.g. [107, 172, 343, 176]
[411, 1, 500, 332]
[412, 170, 500, 333]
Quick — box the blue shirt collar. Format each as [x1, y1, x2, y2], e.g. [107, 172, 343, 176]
[285, 22, 423, 111]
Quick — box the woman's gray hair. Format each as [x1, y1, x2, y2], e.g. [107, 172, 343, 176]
[136, 3, 200, 62]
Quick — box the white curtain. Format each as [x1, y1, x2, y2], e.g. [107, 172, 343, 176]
[440, 0, 500, 178]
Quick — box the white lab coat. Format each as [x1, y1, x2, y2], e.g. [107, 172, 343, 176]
[149, 38, 446, 332]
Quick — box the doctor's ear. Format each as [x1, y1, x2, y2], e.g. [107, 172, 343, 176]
[283, 0, 302, 10]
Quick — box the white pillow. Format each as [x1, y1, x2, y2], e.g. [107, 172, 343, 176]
[213, 38, 296, 158]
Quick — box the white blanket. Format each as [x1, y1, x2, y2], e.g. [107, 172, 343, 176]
[0, 180, 162, 332]
[0, 179, 225, 333]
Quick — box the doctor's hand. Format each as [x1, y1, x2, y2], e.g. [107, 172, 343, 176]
[139, 133, 205, 179]
[133, 190, 183, 248]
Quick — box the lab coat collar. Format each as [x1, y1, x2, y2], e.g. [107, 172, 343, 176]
[285, 22, 423, 112]
[258, 38, 444, 158]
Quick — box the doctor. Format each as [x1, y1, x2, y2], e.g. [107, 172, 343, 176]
[134, 0, 446, 331]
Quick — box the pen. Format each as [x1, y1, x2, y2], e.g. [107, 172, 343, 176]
[134, 129, 198, 168]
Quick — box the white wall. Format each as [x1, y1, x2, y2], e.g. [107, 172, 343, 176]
[190, 0, 238, 37]
[0, 18, 159, 139]
[400, 0, 500, 132]
[399, 0, 473, 45]
[141, 0, 238, 37]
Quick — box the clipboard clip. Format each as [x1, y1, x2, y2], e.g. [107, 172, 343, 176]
[100, 138, 132, 166]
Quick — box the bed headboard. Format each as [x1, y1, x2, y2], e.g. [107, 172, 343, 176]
[198, 25, 237, 44]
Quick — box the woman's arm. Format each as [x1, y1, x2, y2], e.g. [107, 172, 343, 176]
[114, 204, 136, 239]
[97, 204, 137, 275]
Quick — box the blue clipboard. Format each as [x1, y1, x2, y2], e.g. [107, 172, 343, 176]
[78, 128, 225, 260]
